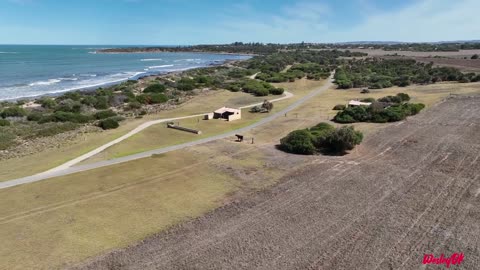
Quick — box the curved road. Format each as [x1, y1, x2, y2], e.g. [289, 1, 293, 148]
[0, 75, 333, 189]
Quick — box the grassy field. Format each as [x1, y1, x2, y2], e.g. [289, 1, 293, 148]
[1, 80, 479, 270]
[80, 78, 325, 163]
[0, 89, 286, 181]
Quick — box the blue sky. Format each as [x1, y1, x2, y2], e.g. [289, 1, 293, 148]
[0, 0, 478, 45]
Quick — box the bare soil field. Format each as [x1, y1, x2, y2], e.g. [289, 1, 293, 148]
[73, 95, 480, 270]
[414, 57, 480, 73]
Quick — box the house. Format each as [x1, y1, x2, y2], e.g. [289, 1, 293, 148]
[348, 100, 372, 107]
[206, 107, 242, 121]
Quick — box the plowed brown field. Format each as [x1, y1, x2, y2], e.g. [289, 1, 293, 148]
[74, 95, 480, 270]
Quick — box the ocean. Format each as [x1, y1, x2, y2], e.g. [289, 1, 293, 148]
[0, 45, 250, 101]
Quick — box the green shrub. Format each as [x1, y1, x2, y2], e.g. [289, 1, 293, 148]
[279, 123, 363, 155]
[0, 119, 10, 126]
[360, 98, 376, 103]
[279, 129, 315, 155]
[34, 122, 78, 137]
[38, 114, 57, 124]
[94, 110, 117, 119]
[176, 78, 196, 91]
[269, 87, 285, 95]
[144, 84, 166, 93]
[94, 96, 109, 109]
[323, 126, 363, 154]
[149, 93, 168, 104]
[99, 118, 119, 130]
[128, 101, 142, 110]
[52, 112, 93, 123]
[333, 104, 346, 110]
[81, 96, 98, 106]
[38, 97, 57, 109]
[0, 106, 27, 118]
[27, 112, 43, 122]
[0, 131, 16, 150]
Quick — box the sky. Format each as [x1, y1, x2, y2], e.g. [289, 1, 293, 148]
[0, 0, 479, 45]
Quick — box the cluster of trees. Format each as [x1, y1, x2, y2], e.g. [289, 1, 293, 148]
[250, 100, 274, 113]
[99, 42, 480, 55]
[334, 93, 425, 123]
[279, 122, 363, 155]
[243, 50, 363, 74]
[227, 79, 284, 96]
[255, 63, 331, 83]
[334, 59, 480, 89]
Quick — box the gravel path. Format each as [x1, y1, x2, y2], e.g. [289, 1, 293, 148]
[0, 76, 332, 189]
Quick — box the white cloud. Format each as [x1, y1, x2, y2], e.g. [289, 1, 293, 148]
[333, 0, 480, 42]
[214, 0, 479, 43]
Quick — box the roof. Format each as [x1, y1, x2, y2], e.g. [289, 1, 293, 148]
[214, 107, 240, 114]
[348, 100, 372, 106]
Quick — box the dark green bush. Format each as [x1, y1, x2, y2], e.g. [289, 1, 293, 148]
[38, 97, 57, 109]
[53, 111, 93, 123]
[269, 87, 285, 95]
[0, 119, 10, 126]
[323, 126, 363, 154]
[27, 112, 43, 122]
[279, 129, 315, 155]
[279, 123, 363, 155]
[144, 84, 166, 93]
[94, 96, 109, 109]
[95, 110, 117, 120]
[0, 106, 27, 118]
[333, 104, 346, 110]
[81, 96, 97, 106]
[176, 78, 196, 91]
[149, 93, 168, 104]
[99, 118, 119, 130]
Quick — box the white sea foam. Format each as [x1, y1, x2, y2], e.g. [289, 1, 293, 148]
[174, 58, 201, 62]
[147, 64, 174, 69]
[28, 79, 62, 86]
[0, 51, 18, 54]
[140, 58, 163, 62]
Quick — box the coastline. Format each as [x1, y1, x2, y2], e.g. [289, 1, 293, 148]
[0, 57, 248, 103]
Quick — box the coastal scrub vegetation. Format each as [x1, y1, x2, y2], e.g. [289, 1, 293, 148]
[334, 58, 480, 89]
[98, 41, 480, 54]
[279, 122, 363, 155]
[333, 93, 425, 123]
[1, 43, 476, 153]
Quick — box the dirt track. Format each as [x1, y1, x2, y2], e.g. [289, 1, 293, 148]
[73, 95, 480, 270]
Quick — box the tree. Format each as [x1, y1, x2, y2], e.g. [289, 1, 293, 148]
[262, 100, 273, 112]
[323, 126, 363, 154]
[279, 130, 315, 155]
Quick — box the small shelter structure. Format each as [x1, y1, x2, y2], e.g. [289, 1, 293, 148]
[348, 100, 372, 107]
[212, 107, 242, 121]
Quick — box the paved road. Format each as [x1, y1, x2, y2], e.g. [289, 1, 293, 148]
[0, 75, 333, 189]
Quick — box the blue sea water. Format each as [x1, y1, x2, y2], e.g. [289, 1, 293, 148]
[0, 45, 249, 101]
